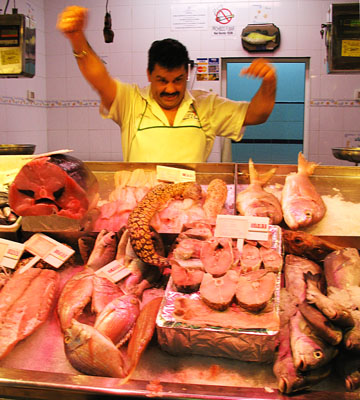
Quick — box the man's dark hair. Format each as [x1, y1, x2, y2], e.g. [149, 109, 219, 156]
[148, 38, 190, 74]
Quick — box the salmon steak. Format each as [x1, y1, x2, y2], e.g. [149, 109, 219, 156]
[235, 270, 276, 312]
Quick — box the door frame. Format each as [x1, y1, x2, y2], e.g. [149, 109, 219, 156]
[220, 57, 310, 159]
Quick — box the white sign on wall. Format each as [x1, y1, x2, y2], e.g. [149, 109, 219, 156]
[211, 5, 236, 38]
[171, 5, 208, 31]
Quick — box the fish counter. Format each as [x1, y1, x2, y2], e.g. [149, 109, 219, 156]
[0, 158, 359, 400]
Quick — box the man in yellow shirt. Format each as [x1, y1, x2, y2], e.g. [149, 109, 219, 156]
[57, 6, 277, 163]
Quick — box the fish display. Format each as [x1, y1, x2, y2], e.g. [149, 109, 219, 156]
[9, 154, 99, 219]
[0, 268, 58, 360]
[127, 182, 202, 268]
[58, 266, 163, 380]
[282, 229, 343, 262]
[281, 152, 326, 230]
[236, 159, 283, 224]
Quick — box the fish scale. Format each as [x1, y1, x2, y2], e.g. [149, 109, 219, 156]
[127, 182, 202, 268]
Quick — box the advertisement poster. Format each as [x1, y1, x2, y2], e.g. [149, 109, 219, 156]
[196, 58, 220, 81]
[211, 6, 236, 38]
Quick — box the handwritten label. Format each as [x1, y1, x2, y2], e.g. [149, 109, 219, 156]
[156, 165, 196, 183]
[215, 215, 269, 241]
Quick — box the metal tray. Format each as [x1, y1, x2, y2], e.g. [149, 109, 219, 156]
[0, 144, 36, 155]
[332, 147, 360, 165]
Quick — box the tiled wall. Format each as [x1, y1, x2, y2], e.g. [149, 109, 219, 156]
[0, 0, 359, 165]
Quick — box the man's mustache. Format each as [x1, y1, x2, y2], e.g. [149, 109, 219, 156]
[160, 92, 179, 97]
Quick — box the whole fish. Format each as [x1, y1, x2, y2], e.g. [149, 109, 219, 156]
[273, 322, 331, 394]
[284, 255, 323, 305]
[87, 229, 118, 270]
[324, 248, 360, 289]
[289, 310, 338, 371]
[281, 152, 326, 230]
[282, 229, 343, 262]
[236, 159, 283, 224]
[94, 294, 140, 347]
[242, 32, 276, 45]
[64, 319, 128, 378]
[304, 272, 354, 328]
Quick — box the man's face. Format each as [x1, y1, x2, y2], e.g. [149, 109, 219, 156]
[147, 64, 187, 110]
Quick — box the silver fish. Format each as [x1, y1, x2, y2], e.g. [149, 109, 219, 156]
[282, 152, 326, 230]
[289, 310, 338, 371]
[64, 319, 128, 378]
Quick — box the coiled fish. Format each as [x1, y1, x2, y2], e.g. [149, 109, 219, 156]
[127, 182, 202, 268]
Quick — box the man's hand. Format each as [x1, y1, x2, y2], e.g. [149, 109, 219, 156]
[56, 6, 88, 38]
[242, 59, 277, 126]
[240, 58, 276, 83]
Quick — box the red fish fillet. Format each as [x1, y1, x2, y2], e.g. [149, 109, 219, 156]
[0, 268, 58, 360]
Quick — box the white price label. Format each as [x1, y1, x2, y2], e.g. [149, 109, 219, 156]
[214, 215, 269, 241]
[156, 165, 196, 183]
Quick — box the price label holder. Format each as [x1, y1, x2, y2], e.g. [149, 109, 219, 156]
[0, 238, 25, 269]
[24, 233, 75, 269]
[95, 259, 132, 283]
[214, 215, 270, 251]
[156, 165, 196, 183]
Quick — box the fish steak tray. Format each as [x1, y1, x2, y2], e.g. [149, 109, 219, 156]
[156, 226, 282, 363]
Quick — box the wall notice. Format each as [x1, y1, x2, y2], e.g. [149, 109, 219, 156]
[171, 5, 208, 31]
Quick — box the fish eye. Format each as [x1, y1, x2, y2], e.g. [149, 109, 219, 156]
[313, 350, 323, 359]
[64, 336, 71, 344]
[18, 189, 35, 198]
[305, 211, 312, 217]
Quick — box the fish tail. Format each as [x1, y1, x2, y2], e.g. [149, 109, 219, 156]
[298, 152, 319, 176]
[249, 158, 277, 186]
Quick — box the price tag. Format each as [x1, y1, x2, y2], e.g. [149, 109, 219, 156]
[214, 215, 269, 241]
[95, 259, 132, 283]
[0, 238, 25, 269]
[156, 165, 196, 183]
[24, 233, 75, 268]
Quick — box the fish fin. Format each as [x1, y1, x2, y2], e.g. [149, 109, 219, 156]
[249, 158, 277, 186]
[297, 152, 319, 176]
[303, 271, 322, 287]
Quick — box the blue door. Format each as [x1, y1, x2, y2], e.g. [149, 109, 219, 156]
[225, 60, 306, 164]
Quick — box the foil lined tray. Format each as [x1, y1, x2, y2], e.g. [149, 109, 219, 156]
[156, 225, 282, 363]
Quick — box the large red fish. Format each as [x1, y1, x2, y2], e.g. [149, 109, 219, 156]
[281, 152, 326, 230]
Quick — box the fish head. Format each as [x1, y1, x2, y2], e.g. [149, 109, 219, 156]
[64, 320, 90, 353]
[284, 199, 317, 229]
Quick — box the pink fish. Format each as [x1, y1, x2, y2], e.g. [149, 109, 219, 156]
[236, 158, 283, 224]
[281, 152, 326, 230]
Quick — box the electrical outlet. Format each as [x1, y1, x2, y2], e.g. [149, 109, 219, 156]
[354, 89, 360, 101]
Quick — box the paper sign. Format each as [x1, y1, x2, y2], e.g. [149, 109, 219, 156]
[95, 259, 132, 283]
[214, 215, 269, 241]
[0, 238, 25, 269]
[25, 233, 74, 268]
[156, 165, 196, 183]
